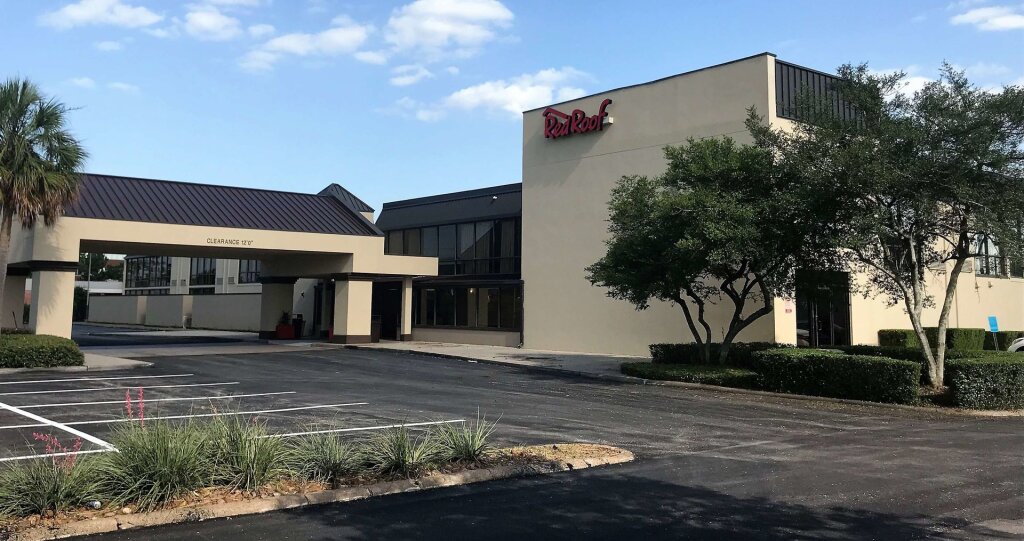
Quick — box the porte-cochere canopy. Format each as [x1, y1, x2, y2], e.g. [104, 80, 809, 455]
[4, 174, 436, 340]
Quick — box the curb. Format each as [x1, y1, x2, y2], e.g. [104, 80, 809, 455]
[0, 362, 153, 375]
[11, 448, 634, 541]
[344, 345, 1023, 418]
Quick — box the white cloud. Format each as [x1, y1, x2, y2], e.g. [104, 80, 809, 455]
[443, 67, 588, 116]
[70, 77, 96, 88]
[387, 66, 589, 122]
[207, 0, 263, 6]
[184, 6, 242, 41]
[445, 66, 459, 75]
[354, 50, 389, 65]
[384, 0, 513, 62]
[40, 0, 163, 29]
[951, 5, 1024, 30]
[248, 23, 275, 38]
[963, 62, 1012, 78]
[145, 26, 176, 38]
[94, 40, 123, 51]
[390, 64, 434, 86]
[108, 81, 140, 93]
[240, 17, 373, 71]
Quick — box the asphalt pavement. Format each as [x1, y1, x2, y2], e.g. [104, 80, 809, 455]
[15, 346, 1018, 540]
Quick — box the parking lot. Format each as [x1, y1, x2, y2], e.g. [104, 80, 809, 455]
[0, 364, 465, 464]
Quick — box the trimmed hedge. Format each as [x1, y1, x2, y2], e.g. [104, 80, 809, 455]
[0, 334, 84, 368]
[878, 328, 987, 351]
[984, 330, 1024, 351]
[835, 345, 1018, 384]
[946, 357, 1024, 409]
[649, 342, 789, 368]
[752, 349, 921, 404]
[621, 362, 759, 388]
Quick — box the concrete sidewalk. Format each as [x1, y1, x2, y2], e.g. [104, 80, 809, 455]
[81, 341, 343, 359]
[347, 341, 645, 380]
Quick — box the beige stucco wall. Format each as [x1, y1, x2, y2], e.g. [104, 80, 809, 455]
[191, 294, 261, 331]
[144, 295, 192, 328]
[412, 328, 521, 347]
[521, 54, 780, 356]
[849, 265, 1024, 344]
[88, 295, 147, 325]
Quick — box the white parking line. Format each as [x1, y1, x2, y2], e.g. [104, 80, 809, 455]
[0, 381, 240, 397]
[0, 374, 194, 386]
[0, 448, 114, 463]
[0, 402, 370, 430]
[15, 391, 297, 409]
[265, 419, 466, 438]
[0, 400, 115, 449]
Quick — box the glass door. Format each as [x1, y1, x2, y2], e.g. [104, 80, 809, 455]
[795, 271, 851, 347]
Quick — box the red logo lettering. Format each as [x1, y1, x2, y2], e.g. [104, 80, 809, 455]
[542, 98, 612, 139]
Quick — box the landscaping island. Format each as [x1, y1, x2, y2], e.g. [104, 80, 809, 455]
[0, 413, 633, 541]
[624, 329, 1024, 410]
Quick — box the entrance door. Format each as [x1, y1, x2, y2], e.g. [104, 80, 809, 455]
[795, 270, 851, 347]
[371, 282, 403, 341]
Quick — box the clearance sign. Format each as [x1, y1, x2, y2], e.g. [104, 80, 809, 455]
[542, 98, 613, 139]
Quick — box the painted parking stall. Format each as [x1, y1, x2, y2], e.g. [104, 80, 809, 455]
[0, 370, 464, 462]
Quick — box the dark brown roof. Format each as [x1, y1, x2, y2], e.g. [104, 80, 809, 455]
[65, 174, 382, 236]
[318, 183, 374, 213]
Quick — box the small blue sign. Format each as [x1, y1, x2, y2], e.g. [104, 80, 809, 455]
[988, 316, 999, 333]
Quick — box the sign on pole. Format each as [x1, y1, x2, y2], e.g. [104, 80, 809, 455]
[988, 316, 999, 333]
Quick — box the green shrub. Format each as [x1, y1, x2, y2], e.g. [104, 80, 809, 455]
[947, 357, 1024, 409]
[361, 426, 440, 477]
[984, 330, 1024, 351]
[0, 457, 101, 517]
[649, 342, 787, 367]
[622, 362, 760, 388]
[208, 416, 290, 491]
[288, 434, 359, 487]
[96, 421, 213, 511]
[752, 349, 920, 404]
[878, 329, 920, 348]
[0, 334, 83, 368]
[878, 328, 988, 351]
[434, 415, 497, 463]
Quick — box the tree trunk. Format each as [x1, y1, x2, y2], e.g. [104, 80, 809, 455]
[0, 213, 12, 335]
[675, 291, 713, 364]
[932, 255, 969, 388]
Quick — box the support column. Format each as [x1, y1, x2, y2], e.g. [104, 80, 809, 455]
[400, 277, 413, 341]
[259, 279, 296, 339]
[2, 274, 27, 329]
[29, 270, 75, 338]
[330, 278, 373, 344]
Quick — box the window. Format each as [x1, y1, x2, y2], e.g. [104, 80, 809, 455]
[438, 225, 456, 274]
[386, 231, 403, 255]
[124, 256, 171, 289]
[421, 226, 438, 257]
[238, 259, 261, 284]
[976, 236, 1005, 277]
[382, 219, 521, 276]
[190, 258, 216, 286]
[413, 284, 522, 330]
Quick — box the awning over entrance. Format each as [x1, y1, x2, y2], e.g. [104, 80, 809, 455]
[5, 174, 437, 341]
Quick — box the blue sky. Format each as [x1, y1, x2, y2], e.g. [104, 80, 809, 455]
[1, 0, 1022, 213]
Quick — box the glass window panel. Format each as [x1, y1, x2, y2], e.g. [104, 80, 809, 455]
[436, 287, 455, 326]
[405, 229, 421, 256]
[484, 288, 500, 328]
[475, 221, 492, 274]
[421, 227, 438, 257]
[500, 287, 517, 329]
[424, 289, 437, 326]
[458, 223, 475, 261]
[387, 231, 403, 255]
[438, 225, 456, 260]
[466, 287, 479, 328]
[455, 287, 468, 326]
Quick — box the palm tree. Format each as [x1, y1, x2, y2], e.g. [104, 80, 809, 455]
[0, 78, 87, 333]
